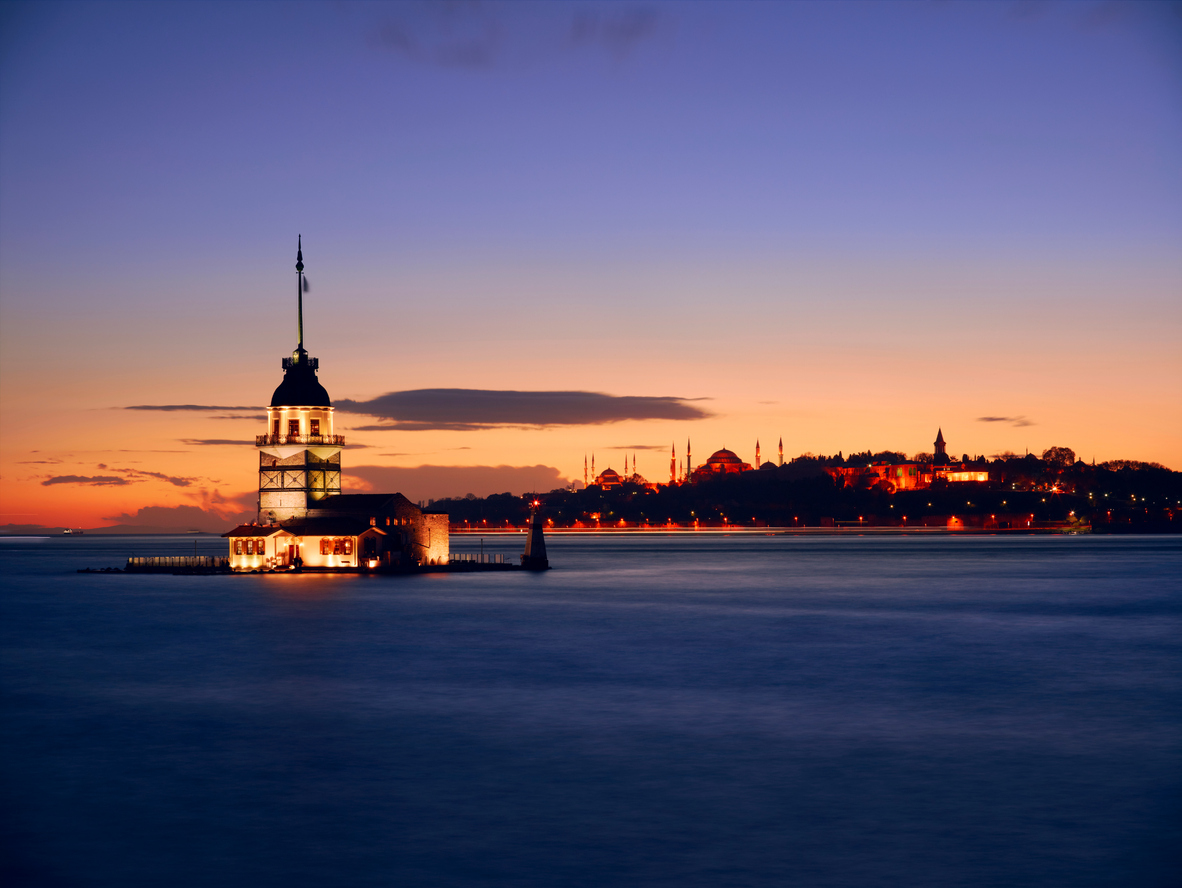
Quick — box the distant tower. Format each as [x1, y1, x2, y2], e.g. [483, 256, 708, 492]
[257, 236, 342, 523]
[778, 437, 784, 466]
[756, 439, 761, 469]
[934, 428, 948, 464]
[670, 442, 676, 484]
[591, 453, 596, 478]
[686, 439, 692, 480]
[584, 455, 588, 488]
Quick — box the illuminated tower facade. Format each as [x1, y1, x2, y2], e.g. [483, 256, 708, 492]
[686, 439, 692, 481]
[755, 439, 761, 469]
[778, 437, 783, 466]
[670, 442, 676, 483]
[256, 237, 343, 523]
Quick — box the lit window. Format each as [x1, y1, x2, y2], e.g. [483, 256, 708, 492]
[289, 420, 300, 437]
[310, 419, 320, 436]
[235, 540, 243, 555]
[321, 539, 331, 555]
[343, 539, 353, 556]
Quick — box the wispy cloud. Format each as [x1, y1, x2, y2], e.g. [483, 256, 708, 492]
[338, 389, 711, 431]
[42, 475, 132, 487]
[603, 444, 667, 451]
[977, 415, 1034, 427]
[117, 469, 195, 488]
[179, 439, 252, 446]
[370, 3, 665, 69]
[126, 405, 264, 412]
[570, 8, 661, 60]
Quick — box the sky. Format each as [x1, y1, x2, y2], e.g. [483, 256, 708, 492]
[1, 0, 1180, 529]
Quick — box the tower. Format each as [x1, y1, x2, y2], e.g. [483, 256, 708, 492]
[584, 454, 588, 488]
[756, 439, 760, 469]
[934, 428, 948, 465]
[256, 237, 343, 523]
[670, 442, 676, 484]
[686, 439, 692, 481]
[778, 437, 783, 466]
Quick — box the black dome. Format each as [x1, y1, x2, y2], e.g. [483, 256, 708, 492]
[271, 359, 331, 407]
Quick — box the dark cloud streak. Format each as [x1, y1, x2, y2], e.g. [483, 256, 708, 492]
[338, 389, 711, 431]
[977, 415, 1034, 427]
[126, 405, 264, 412]
[42, 475, 132, 487]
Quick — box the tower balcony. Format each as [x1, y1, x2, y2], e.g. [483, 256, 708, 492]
[256, 434, 346, 447]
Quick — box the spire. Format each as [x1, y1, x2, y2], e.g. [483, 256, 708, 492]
[756, 439, 761, 468]
[670, 442, 676, 484]
[778, 437, 784, 466]
[584, 454, 588, 488]
[296, 235, 305, 353]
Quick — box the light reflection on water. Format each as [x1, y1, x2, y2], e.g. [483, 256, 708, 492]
[1, 534, 1179, 887]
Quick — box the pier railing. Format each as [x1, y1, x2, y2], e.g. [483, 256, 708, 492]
[449, 553, 509, 564]
[256, 434, 346, 447]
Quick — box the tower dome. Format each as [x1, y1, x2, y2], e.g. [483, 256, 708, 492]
[270, 352, 331, 407]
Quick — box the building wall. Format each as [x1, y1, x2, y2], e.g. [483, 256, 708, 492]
[416, 513, 450, 565]
[228, 531, 291, 570]
[259, 489, 310, 522]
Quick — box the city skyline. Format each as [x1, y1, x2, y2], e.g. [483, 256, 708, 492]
[2, 1, 1180, 528]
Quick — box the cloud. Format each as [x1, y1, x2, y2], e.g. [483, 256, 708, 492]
[116, 469, 195, 488]
[977, 415, 1034, 427]
[42, 475, 132, 487]
[125, 405, 264, 412]
[570, 8, 661, 59]
[180, 439, 252, 446]
[349, 464, 574, 502]
[370, 3, 664, 69]
[338, 389, 711, 431]
[100, 504, 252, 533]
[373, 5, 503, 68]
[210, 415, 267, 421]
[603, 444, 667, 451]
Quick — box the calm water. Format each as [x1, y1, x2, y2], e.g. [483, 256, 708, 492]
[1, 533, 1179, 887]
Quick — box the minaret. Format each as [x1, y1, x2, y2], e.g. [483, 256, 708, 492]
[584, 455, 588, 488]
[756, 439, 761, 469]
[778, 437, 784, 466]
[256, 237, 343, 523]
[591, 453, 596, 479]
[670, 442, 676, 484]
[686, 439, 692, 480]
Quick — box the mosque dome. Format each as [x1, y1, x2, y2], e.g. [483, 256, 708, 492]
[270, 356, 331, 407]
[706, 448, 743, 467]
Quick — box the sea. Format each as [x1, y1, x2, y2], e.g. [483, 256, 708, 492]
[1, 533, 1179, 888]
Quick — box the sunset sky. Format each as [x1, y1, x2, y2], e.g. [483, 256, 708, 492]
[1, 0, 1180, 529]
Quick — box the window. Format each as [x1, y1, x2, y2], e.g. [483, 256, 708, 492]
[321, 539, 331, 555]
[310, 419, 320, 436]
[273, 419, 280, 437]
[235, 540, 243, 555]
[343, 539, 353, 556]
[245, 539, 254, 555]
[289, 419, 300, 437]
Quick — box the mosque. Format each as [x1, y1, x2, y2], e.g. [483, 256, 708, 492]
[223, 239, 449, 571]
